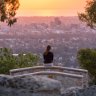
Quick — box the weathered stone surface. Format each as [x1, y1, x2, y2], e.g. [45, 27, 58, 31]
[62, 86, 96, 96]
[0, 75, 61, 96]
[61, 87, 82, 96]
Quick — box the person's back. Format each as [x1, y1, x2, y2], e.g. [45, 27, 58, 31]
[43, 45, 54, 66]
[43, 51, 53, 64]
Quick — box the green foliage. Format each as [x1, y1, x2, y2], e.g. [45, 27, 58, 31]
[0, 48, 39, 74]
[0, 0, 20, 26]
[15, 53, 39, 68]
[78, 0, 96, 28]
[0, 48, 16, 74]
[77, 48, 96, 85]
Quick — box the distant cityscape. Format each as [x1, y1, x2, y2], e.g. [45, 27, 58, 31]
[0, 16, 96, 68]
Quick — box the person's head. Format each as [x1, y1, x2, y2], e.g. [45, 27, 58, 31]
[46, 45, 51, 51]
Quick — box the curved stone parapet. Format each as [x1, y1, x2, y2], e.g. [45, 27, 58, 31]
[10, 66, 88, 88]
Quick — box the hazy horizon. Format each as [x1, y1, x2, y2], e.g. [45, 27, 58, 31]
[16, 15, 78, 18]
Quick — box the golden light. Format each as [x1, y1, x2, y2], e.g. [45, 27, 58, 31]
[17, 0, 87, 16]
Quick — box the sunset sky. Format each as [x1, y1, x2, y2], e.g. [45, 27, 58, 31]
[17, 0, 87, 16]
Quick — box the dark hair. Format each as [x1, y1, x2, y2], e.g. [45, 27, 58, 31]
[47, 45, 51, 51]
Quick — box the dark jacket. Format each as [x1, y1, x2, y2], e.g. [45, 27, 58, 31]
[43, 52, 53, 64]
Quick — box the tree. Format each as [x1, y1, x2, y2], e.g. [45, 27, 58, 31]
[0, 48, 39, 74]
[78, 0, 96, 28]
[0, 0, 20, 26]
[77, 48, 96, 85]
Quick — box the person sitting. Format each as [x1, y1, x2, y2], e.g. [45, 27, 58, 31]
[43, 45, 54, 67]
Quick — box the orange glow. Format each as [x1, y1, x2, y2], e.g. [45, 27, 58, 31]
[17, 0, 87, 16]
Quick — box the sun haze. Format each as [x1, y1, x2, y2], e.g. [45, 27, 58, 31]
[17, 0, 87, 16]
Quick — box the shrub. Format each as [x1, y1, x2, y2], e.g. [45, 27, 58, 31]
[15, 53, 39, 68]
[0, 48, 39, 74]
[77, 48, 96, 85]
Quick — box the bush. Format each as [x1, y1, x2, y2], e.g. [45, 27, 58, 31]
[15, 53, 39, 68]
[77, 48, 96, 85]
[0, 48, 39, 74]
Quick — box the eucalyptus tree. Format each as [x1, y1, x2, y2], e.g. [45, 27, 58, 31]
[78, 0, 96, 28]
[0, 0, 20, 26]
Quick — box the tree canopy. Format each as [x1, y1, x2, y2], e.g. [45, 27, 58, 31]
[77, 48, 96, 85]
[0, 0, 20, 26]
[78, 0, 96, 28]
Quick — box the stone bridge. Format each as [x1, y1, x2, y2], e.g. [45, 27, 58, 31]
[10, 66, 88, 90]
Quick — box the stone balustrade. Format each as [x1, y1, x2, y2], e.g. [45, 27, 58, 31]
[10, 66, 88, 89]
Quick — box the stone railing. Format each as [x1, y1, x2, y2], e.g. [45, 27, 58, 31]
[10, 66, 88, 89]
[12, 71, 83, 91]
